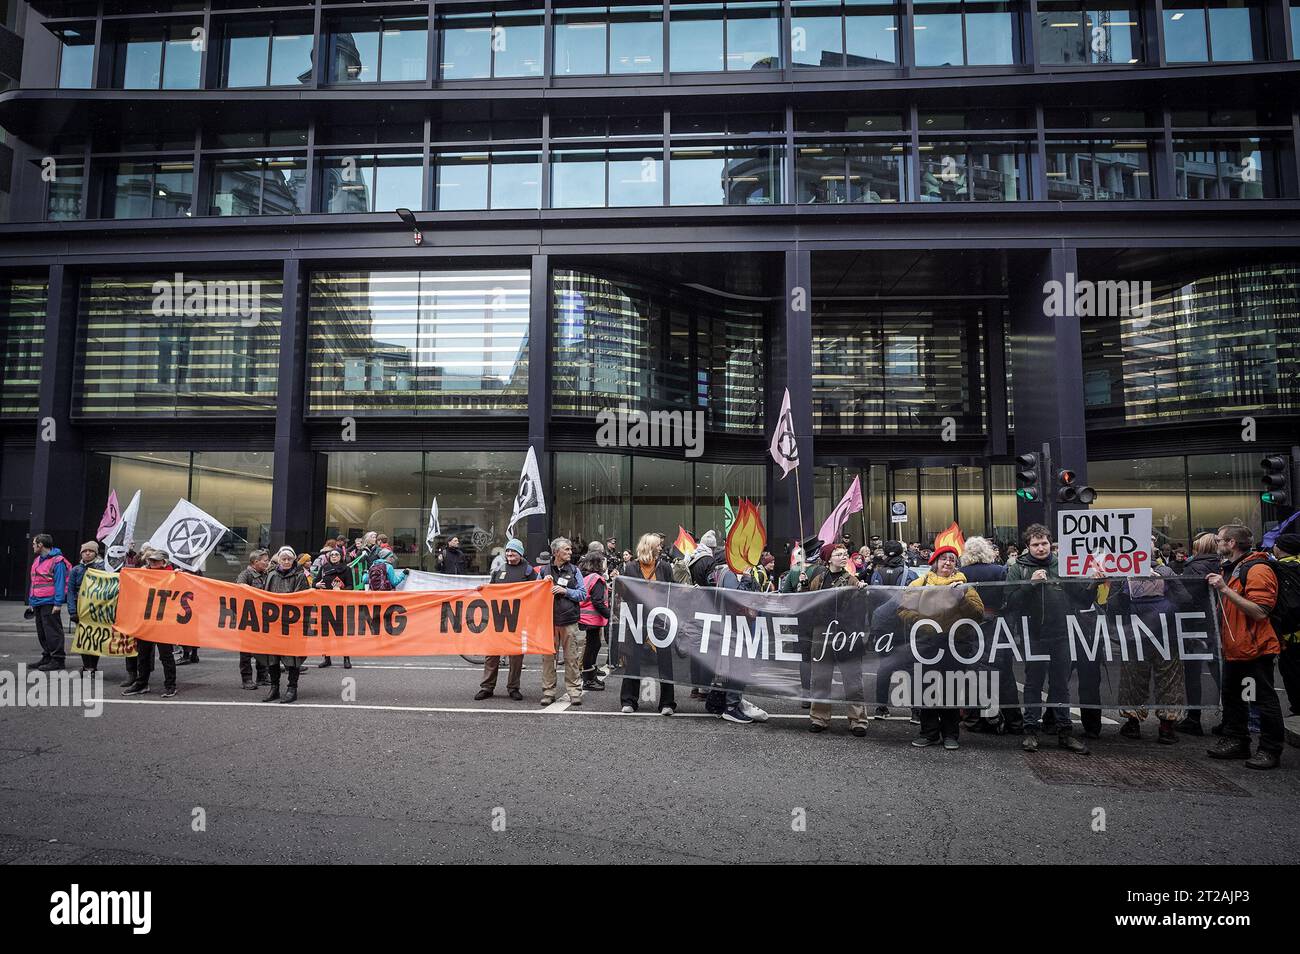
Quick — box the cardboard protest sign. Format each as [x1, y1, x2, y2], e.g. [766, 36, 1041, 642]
[1057, 508, 1153, 577]
[72, 569, 137, 657]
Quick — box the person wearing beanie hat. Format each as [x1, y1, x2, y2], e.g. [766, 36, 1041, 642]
[69, 540, 107, 674]
[122, 547, 178, 698]
[476, 538, 538, 701]
[1271, 532, 1300, 718]
[870, 539, 918, 588]
[260, 545, 310, 704]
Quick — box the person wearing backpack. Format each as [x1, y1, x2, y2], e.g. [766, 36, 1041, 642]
[1269, 532, 1300, 718]
[28, 533, 72, 672]
[870, 540, 918, 587]
[1205, 524, 1284, 769]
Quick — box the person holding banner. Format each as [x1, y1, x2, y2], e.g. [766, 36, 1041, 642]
[807, 545, 869, 736]
[315, 548, 352, 670]
[69, 541, 108, 673]
[903, 545, 985, 750]
[578, 550, 610, 692]
[1112, 549, 1186, 744]
[1005, 526, 1095, 755]
[619, 535, 677, 715]
[261, 546, 311, 704]
[538, 537, 587, 707]
[235, 550, 272, 688]
[476, 539, 536, 701]
[123, 548, 179, 698]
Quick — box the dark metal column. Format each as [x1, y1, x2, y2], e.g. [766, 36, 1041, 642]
[526, 253, 551, 559]
[1007, 247, 1090, 532]
[30, 264, 87, 545]
[270, 258, 315, 554]
[767, 248, 815, 562]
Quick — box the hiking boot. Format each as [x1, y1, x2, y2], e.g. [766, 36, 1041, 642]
[1022, 733, 1039, 753]
[1206, 738, 1251, 759]
[279, 687, 297, 704]
[122, 683, 149, 696]
[263, 684, 280, 703]
[474, 689, 493, 700]
[1120, 717, 1142, 740]
[1175, 716, 1204, 736]
[809, 722, 828, 733]
[1244, 750, 1280, 770]
[242, 678, 257, 690]
[318, 657, 333, 669]
[1158, 719, 1178, 745]
[1059, 734, 1090, 755]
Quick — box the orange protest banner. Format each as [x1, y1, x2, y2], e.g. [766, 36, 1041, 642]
[113, 569, 555, 657]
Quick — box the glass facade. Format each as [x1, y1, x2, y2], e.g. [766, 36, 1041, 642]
[1163, 0, 1264, 62]
[914, 0, 1017, 66]
[551, 268, 765, 433]
[306, 269, 530, 415]
[100, 160, 195, 219]
[1036, 3, 1142, 64]
[75, 272, 282, 416]
[324, 450, 525, 570]
[319, 154, 423, 213]
[813, 306, 985, 435]
[1090, 452, 1274, 544]
[0, 277, 47, 416]
[327, 15, 428, 83]
[222, 17, 314, 87]
[1045, 140, 1152, 199]
[1174, 138, 1282, 199]
[110, 20, 203, 89]
[98, 451, 274, 582]
[1081, 263, 1300, 425]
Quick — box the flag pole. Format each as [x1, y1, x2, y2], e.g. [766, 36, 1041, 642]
[793, 463, 806, 557]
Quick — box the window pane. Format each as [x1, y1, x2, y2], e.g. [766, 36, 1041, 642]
[226, 32, 270, 87]
[1089, 457, 1188, 547]
[121, 35, 164, 88]
[792, 2, 843, 68]
[210, 158, 263, 216]
[0, 277, 48, 416]
[1207, 3, 1262, 61]
[670, 4, 724, 71]
[373, 155, 424, 211]
[330, 20, 380, 81]
[307, 270, 530, 414]
[845, 7, 898, 64]
[57, 30, 95, 88]
[726, 144, 782, 203]
[797, 144, 846, 203]
[269, 30, 314, 85]
[552, 150, 607, 208]
[153, 161, 194, 217]
[47, 162, 85, 220]
[440, 14, 493, 78]
[726, 3, 781, 69]
[1187, 453, 1263, 539]
[670, 146, 727, 204]
[553, 452, 631, 550]
[322, 155, 376, 212]
[611, 8, 663, 72]
[1093, 142, 1150, 198]
[965, 7, 1014, 64]
[260, 156, 308, 213]
[1037, 3, 1087, 64]
[190, 451, 276, 581]
[494, 11, 544, 76]
[435, 153, 489, 210]
[76, 273, 282, 415]
[920, 466, 955, 544]
[104, 161, 155, 219]
[490, 152, 541, 208]
[556, 9, 608, 75]
[1163, 5, 1208, 61]
[380, 18, 428, 81]
[608, 148, 663, 206]
[162, 35, 202, 88]
[967, 142, 1021, 200]
[914, 12, 965, 65]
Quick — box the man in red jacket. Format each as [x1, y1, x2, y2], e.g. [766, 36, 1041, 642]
[1206, 524, 1283, 769]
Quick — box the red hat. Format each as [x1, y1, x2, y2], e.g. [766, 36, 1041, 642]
[820, 542, 837, 562]
[929, 545, 960, 564]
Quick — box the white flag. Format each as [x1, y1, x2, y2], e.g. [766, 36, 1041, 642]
[506, 446, 546, 537]
[146, 499, 229, 572]
[425, 497, 441, 554]
[769, 387, 800, 478]
[101, 490, 141, 571]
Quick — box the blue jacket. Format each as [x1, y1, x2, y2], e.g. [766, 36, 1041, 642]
[68, 559, 108, 620]
[29, 548, 71, 607]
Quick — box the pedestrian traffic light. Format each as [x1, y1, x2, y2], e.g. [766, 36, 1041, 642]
[1055, 469, 1098, 505]
[1015, 453, 1040, 501]
[1261, 454, 1292, 507]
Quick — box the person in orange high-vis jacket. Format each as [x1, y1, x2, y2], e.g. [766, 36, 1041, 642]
[1205, 524, 1283, 770]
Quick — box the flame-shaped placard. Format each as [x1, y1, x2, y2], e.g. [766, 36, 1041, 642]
[725, 499, 767, 574]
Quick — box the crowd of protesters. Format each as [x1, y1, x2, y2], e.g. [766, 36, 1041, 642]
[27, 518, 1298, 769]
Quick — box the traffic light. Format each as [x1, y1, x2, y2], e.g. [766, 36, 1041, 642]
[1015, 453, 1040, 501]
[1261, 454, 1292, 507]
[1056, 469, 1097, 505]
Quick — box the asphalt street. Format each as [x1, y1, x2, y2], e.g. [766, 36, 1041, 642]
[2, 610, 1298, 865]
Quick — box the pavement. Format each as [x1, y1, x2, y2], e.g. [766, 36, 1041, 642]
[2, 601, 1299, 864]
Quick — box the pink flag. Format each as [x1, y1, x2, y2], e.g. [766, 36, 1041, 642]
[769, 387, 800, 478]
[817, 475, 863, 549]
[96, 490, 120, 541]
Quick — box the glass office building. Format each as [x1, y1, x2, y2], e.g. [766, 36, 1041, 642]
[0, 0, 1297, 594]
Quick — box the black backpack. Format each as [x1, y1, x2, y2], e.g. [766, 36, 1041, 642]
[877, 564, 910, 587]
[1234, 558, 1300, 635]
